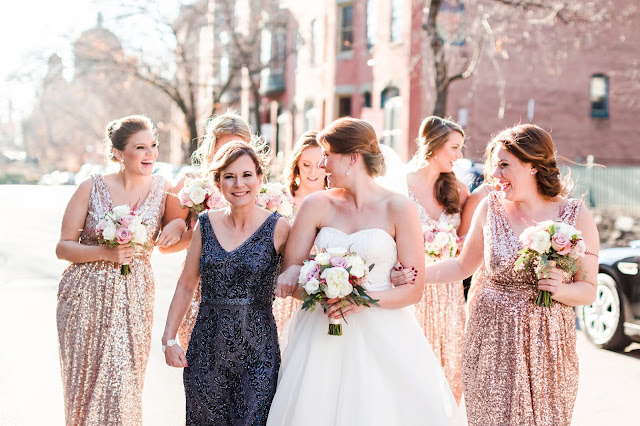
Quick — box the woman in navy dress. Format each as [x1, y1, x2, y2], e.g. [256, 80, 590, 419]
[162, 140, 290, 425]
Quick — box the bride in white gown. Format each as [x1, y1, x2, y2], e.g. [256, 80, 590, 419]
[267, 118, 464, 426]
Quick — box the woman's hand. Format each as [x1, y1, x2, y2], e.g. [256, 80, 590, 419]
[164, 344, 188, 368]
[390, 262, 417, 287]
[537, 265, 565, 298]
[326, 298, 368, 319]
[103, 245, 134, 264]
[275, 265, 301, 298]
[156, 218, 187, 248]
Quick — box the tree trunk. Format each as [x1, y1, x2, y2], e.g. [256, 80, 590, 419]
[186, 112, 199, 162]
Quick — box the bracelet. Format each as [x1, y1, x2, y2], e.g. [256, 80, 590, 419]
[162, 339, 179, 353]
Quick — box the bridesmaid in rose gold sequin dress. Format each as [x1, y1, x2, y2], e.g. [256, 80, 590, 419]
[406, 116, 469, 403]
[55, 114, 181, 425]
[424, 124, 600, 425]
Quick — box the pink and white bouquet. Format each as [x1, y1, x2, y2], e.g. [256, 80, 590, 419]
[255, 182, 294, 218]
[422, 220, 461, 263]
[514, 220, 586, 307]
[298, 247, 377, 336]
[96, 204, 149, 275]
[178, 177, 227, 213]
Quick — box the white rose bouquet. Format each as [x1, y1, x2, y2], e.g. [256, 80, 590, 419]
[96, 204, 149, 275]
[178, 177, 227, 213]
[514, 220, 586, 307]
[422, 220, 461, 263]
[298, 247, 378, 336]
[255, 182, 294, 219]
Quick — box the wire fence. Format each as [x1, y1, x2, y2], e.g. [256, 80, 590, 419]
[566, 165, 640, 214]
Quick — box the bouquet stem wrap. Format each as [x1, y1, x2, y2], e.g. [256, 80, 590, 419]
[328, 318, 343, 336]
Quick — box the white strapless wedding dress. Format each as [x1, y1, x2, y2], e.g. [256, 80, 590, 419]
[267, 227, 465, 425]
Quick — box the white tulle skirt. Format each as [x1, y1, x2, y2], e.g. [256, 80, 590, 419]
[267, 305, 465, 426]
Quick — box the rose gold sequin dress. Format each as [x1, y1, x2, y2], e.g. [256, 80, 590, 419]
[463, 191, 581, 425]
[56, 174, 166, 426]
[409, 190, 465, 404]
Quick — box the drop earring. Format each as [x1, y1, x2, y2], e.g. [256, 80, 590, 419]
[345, 168, 350, 176]
[120, 160, 125, 172]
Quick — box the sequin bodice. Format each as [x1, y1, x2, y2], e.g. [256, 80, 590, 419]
[483, 191, 581, 294]
[198, 212, 282, 305]
[79, 174, 165, 258]
[408, 189, 461, 229]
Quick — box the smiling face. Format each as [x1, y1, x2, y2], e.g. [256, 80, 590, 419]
[115, 130, 158, 176]
[296, 146, 325, 192]
[430, 131, 464, 173]
[218, 153, 262, 206]
[492, 144, 538, 201]
[318, 147, 351, 189]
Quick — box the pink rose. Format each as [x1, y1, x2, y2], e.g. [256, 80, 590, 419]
[306, 264, 321, 281]
[569, 239, 586, 259]
[96, 219, 107, 231]
[519, 227, 536, 248]
[255, 196, 267, 208]
[120, 214, 135, 227]
[179, 191, 194, 207]
[116, 227, 132, 244]
[206, 193, 225, 210]
[424, 231, 436, 243]
[330, 257, 349, 269]
[267, 196, 280, 210]
[551, 232, 572, 255]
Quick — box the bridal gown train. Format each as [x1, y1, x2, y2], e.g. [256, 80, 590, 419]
[267, 227, 464, 426]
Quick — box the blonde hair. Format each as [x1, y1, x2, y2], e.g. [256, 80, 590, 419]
[192, 111, 252, 170]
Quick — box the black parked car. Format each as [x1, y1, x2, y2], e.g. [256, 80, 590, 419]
[577, 240, 640, 350]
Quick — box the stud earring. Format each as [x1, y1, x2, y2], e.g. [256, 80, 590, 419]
[530, 170, 536, 175]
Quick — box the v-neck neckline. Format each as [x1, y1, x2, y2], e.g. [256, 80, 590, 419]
[408, 189, 446, 222]
[100, 174, 157, 213]
[207, 212, 276, 254]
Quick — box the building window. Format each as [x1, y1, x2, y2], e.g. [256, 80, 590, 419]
[390, 0, 402, 43]
[340, 5, 354, 51]
[382, 96, 402, 150]
[590, 73, 609, 118]
[366, 0, 378, 49]
[381, 86, 400, 108]
[304, 101, 318, 131]
[363, 91, 372, 108]
[338, 96, 352, 117]
[310, 19, 318, 65]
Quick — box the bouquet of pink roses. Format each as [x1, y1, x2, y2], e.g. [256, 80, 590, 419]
[178, 177, 227, 213]
[96, 204, 149, 275]
[255, 182, 294, 218]
[514, 220, 586, 307]
[298, 247, 377, 336]
[422, 220, 461, 263]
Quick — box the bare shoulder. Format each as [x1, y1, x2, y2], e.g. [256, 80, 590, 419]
[163, 179, 173, 192]
[457, 179, 470, 203]
[275, 216, 291, 238]
[573, 200, 595, 228]
[298, 188, 335, 212]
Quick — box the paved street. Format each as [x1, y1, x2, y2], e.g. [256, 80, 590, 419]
[0, 184, 638, 425]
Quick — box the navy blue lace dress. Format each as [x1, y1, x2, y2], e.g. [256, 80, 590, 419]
[184, 212, 282, 425]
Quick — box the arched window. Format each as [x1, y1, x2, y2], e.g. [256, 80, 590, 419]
[590, 73, 609, 118]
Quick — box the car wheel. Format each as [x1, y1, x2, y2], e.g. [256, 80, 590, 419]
[579, 273, 630, 350]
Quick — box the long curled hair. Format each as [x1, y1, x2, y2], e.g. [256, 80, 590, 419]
[411, 116, 465, 214]
[192, 111, 252, 171]
[284, 131, 327, 196]
[491, 124, 571, 199]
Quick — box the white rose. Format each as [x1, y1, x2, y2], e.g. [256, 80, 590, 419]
[298, 260, 319, 284]
[321, 267, 350, 298]
[529, 230, 552, 254]
[264, 182, 284, 197]
[303, 277, 320, 294]
[345, 255, 364, 268]
[437, 221, 454, 232]
[112, 205, 131, 218]
[277, 200, 293, 217]
[554, 222, 580, 239]
[132, 215, 143, 227]
[132, 226, 147, 245]
[350, 264, 367, 278]
[314, 252, 331, 265]
[326, 247, 347, 257]
[338, 279, 353, 298]
[102, 221, 117, 240]
[434, 232, 450, 249]
[189, 186, 206, 204]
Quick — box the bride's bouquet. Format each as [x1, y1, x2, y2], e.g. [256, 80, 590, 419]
[255, 182, 294, 218]
[96, 204, 149, 275]
[422, 220, 461, 263]
[514, 220, 586, 307]
[298, 247, 378, 336]
[178, 176, 227, 213]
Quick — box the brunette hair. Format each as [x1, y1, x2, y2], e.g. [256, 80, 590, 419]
[491, 124, 569, 198]
[284, 131, 327, 196]
[316, 117, 385, 177]
[208, 141, 265, 186]
[192, 111, 252, 170]
[104, 115, 156, 162]
[411, 116, 465, 214]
